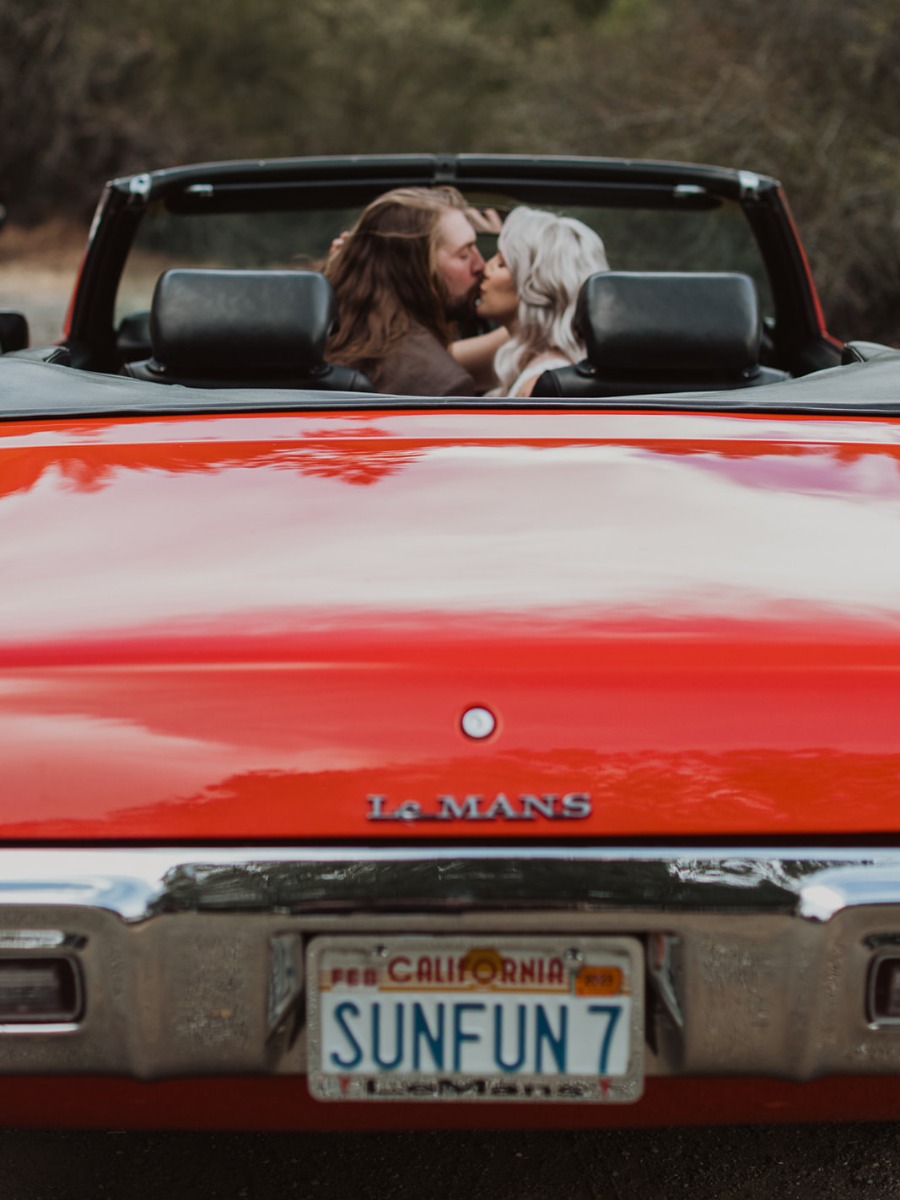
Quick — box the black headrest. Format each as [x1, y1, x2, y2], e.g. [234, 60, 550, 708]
[150, 269, 337, 373]
[576, 271, 761, 375]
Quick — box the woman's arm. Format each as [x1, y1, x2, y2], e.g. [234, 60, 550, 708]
[450, 326, 509, 392]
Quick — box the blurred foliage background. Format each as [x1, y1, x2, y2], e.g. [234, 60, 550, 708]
[1, 0, 898, 339]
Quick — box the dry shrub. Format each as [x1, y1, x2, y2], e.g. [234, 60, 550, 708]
[0, 0, 896, 338]
[508, 0, 900, 339]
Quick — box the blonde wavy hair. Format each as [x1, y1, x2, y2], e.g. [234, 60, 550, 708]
[492, 207, 609, 394]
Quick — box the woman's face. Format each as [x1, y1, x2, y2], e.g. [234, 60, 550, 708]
[476, 252, 518, 325]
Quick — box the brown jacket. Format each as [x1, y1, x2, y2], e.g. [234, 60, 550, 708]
[368, 323, 476, 397]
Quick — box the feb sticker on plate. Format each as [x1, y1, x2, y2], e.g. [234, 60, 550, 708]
[306, 935, 643, 1102]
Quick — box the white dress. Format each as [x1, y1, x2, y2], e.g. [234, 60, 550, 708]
[508, 354, 571, 397]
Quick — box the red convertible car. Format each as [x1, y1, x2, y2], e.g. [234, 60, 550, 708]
[1, 155, 900, 1129]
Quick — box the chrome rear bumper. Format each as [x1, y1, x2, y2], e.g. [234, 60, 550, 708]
[1, 845, 900, 1082]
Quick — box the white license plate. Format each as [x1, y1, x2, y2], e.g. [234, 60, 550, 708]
[307, 935, 643, 1102]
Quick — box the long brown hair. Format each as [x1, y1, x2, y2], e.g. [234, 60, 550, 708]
[324, 186, 467, 372]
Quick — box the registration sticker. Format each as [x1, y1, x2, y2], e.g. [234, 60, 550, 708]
[307, 936, 643, 1102]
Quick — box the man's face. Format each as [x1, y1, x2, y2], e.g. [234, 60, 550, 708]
[434, 209, 485, 319]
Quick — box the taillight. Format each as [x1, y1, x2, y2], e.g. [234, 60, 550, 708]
[0, 958, 82, 1023]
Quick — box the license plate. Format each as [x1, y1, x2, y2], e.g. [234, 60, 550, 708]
[307, 935, 643, 1102]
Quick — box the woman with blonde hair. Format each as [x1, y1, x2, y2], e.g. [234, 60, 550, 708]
[467, 206, 609, 397]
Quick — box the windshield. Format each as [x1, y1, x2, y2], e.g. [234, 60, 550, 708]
[115, 195, 773, 329]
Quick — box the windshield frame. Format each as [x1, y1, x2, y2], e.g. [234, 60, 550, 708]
[66, 154, 839, 377]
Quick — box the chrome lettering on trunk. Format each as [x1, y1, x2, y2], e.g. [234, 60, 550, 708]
[366, 793, 592, 822]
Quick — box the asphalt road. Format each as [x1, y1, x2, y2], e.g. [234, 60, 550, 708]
[4, 1123, 900, 1199]
[0, 230, 80, 351]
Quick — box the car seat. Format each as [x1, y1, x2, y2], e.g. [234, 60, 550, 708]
[123, 268, 373, 391]
[531, 271, 789, 398]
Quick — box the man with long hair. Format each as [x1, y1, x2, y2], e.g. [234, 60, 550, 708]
[324, 186, 484, 395]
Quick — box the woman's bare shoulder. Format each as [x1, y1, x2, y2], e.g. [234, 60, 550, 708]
[511, 351, 572, 397]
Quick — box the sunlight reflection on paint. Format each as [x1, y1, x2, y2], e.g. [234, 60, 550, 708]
[3, 433, 900, 642]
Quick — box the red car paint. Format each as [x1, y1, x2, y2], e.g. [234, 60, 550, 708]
[3, 407, 900, 842]
[3, 1075, 899, 1132]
